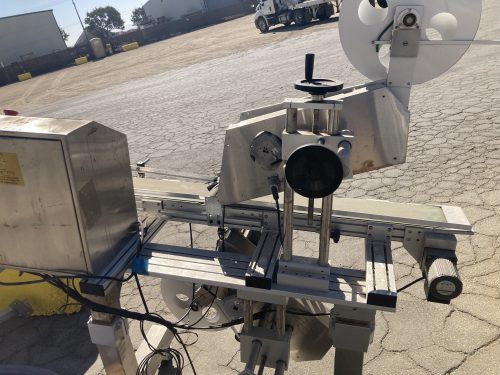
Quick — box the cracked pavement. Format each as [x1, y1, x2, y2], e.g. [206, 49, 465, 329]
[0, 1, 499, 374]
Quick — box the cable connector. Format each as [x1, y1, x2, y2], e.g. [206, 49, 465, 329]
[267, 175, 280, 201]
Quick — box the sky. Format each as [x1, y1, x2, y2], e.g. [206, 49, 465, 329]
[0, 0, 145, 46]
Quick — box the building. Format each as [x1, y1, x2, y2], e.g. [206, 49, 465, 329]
[143, 0, 206, 23]
[0, 10, 67, 66]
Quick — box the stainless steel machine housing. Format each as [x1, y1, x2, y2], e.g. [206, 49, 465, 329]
[0, 116, 138, 275]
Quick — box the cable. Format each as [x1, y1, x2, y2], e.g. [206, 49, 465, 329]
[185, 287, 219, 328]
[375, 20, 394, 52]
[189, 223, 194, 248]
[286, 309, 329, 317]
[270, 183, 284, 246]
[0, 271, 136, 286]
[274, 199, 284, 247]
[397, 276, 425, 293]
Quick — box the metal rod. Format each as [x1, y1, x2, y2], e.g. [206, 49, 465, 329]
[285, 108, 298, 133]
[318, 194, 333, 266]
[241, 340, 262, 375]
[257, 355, 267, 375]
[275, 305, 286, 337]
[274, 360, 287, 375]
[307, 198, 314, 225]
[243, 300, 253, 333]
[373, 39, 500, 45]
[328, 106, 342, 135]
[283, 181, 294, 261]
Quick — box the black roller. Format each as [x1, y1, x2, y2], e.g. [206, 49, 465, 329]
[285, 144, 344, 199]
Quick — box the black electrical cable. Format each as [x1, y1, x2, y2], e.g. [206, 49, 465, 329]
[375, 20, 394, 52]
[275, 199, 284, 247]
[286, 309, 329, 317]
[0, 272, 136, 286]
[185, 287, 219, 329]
[397, 276, 425, 293]
[188, 223, 194, 248]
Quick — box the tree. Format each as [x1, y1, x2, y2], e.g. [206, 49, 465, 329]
[84, 6, 124, 38]
[59, 27, 69, 42]
[131, 7, 149, 27]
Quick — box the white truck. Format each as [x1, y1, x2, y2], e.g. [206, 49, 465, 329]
[254, 0, 340, 33]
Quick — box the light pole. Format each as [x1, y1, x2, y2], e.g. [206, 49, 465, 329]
[71, 0, 92, 57]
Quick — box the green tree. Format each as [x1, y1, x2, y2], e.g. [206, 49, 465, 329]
[84, 6, 124, 38]
[59, 27, 69, 42]
[131, 7, 149, 26]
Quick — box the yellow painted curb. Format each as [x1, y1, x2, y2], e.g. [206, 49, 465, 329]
[75, 56, 88, 65]
[0, 269, 82, 316]
[122, 42, 139, 52]
[17, 72, 32, 81]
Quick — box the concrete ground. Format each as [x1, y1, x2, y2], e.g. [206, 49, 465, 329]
[1, 1, 500, 374]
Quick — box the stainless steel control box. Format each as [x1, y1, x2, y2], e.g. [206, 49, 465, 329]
[0, 115, 138, 275]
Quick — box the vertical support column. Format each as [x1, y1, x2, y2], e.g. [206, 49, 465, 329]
[86, 284, 138, 375]
[318, 194, 333, 266]
[285, 108, 298, 133]
[243, 300, 254, 333]
[334, 350, 364, 375]
[329, 306, 376, 375]
[282, 181, 294, 261]
[327, 105, 342, 135]
[275, 305, 287, 338]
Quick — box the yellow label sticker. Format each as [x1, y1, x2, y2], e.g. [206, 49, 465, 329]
[0, 152, 24, 186]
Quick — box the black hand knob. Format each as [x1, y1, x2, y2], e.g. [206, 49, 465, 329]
[305, 53, 315, 82]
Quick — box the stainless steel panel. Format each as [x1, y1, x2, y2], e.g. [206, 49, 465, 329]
[218, 113, 286, 204]
[218, 86, 409, 204]
[0, 115, 138, 275]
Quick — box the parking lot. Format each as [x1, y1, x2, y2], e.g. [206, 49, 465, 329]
[1, 2, 500, 374]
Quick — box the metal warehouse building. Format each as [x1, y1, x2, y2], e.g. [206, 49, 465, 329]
[143, 0, 254, 23]
[0, 10, 67, 66]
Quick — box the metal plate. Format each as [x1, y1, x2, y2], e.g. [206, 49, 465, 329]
[339, 0, 482, 84]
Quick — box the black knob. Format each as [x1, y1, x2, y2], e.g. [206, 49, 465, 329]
[294, 53, 344, 95]
[305, 53, 315, 81]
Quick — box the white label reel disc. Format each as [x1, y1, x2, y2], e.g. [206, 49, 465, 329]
[339, 0, 482, 84]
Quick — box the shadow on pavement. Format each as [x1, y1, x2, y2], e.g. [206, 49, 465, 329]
[0, 309, 98, 375]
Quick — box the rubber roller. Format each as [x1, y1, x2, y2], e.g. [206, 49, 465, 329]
[424, 257, 463, 303]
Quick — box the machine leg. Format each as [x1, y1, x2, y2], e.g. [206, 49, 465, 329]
[334, 349, 364, 375]
[85, 284, 138, 375]
[329, 306, 375, 375]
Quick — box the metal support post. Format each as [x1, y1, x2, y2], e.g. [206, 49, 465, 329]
[85, 283, 138, 375]
[285, 108, 298, 133]
[244, 300, 254, 333]
[318, 194, 333, 266]
[283, 181, 294, 261]
[275, 305, 286, 338]
[330, 306, 376, 375]
[240, 340, 263, 375]
[334, 349, 364, 375]
[274, 360, 287, 375]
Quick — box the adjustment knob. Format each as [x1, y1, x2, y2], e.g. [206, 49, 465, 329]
[294, 53, 344, 96]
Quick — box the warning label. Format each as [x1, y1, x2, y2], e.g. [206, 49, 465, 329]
[0, 152, 24, 186]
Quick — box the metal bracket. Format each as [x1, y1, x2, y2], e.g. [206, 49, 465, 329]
[240, 327, 292, 370]
[365, 225, 397, 308]
[277, 257, 331, 291]
[245, 231, 281, 289]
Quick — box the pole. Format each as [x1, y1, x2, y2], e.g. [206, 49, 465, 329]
[72, 0, 92, 57]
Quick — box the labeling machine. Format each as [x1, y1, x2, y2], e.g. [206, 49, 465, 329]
[1, 1, 497, 374]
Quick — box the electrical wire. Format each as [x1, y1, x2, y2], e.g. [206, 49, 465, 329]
[375, 20, 394, 52]
[274, 199, 284, 247]
[397, 276, 425, 293]
[0, 271, 136, 286]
